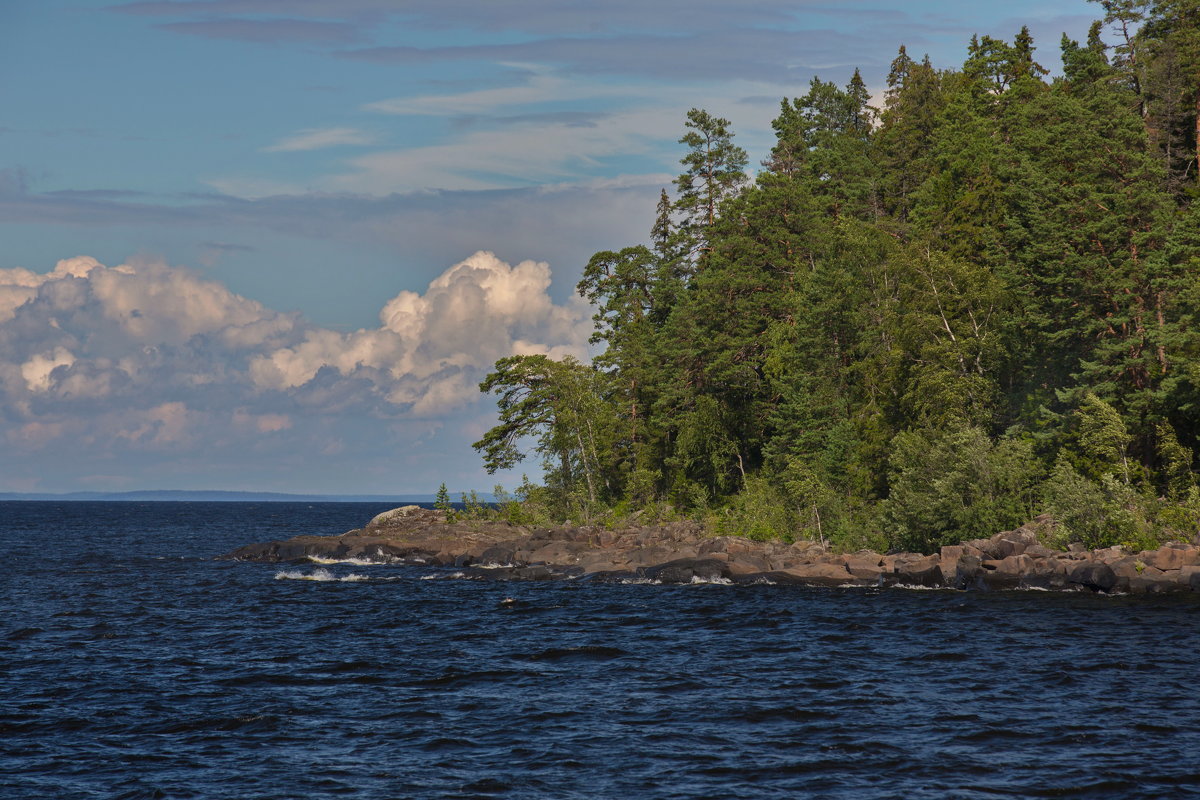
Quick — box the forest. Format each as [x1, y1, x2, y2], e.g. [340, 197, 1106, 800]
[472, 0, 1200, 555]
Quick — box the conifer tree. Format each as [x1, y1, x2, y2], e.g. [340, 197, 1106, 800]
[673, 109, 748, 259]
[471, 4, 1200, 545]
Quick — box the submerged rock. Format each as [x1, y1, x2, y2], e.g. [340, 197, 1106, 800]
[220, 508, 1200, 595]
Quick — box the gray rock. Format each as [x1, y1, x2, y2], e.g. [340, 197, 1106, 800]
[1068, 561, 1117, 593]
[642, 558, 731, 584]
[367, 505, 424, 527]
[885, 555, 943, 588]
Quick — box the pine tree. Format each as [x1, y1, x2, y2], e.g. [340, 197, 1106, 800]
[765, 73, 878, 219]
[673, 109, 748, 259]
[434, 483, 453, 517]
[470, 5, 1200, 542]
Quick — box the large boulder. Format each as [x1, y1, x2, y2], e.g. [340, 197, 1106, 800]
[767, 562, 858, 587]
[1020, 557, 1071, 591]
[1141, 543, 1200, 571]
[884, 554, 944, 588]
[367, 505, 426, 528]
[979, 554, 1033, 591]
[1068, 560, 1117, 593]
[949, 554, 985, 590]
[842, 553, 885, 581]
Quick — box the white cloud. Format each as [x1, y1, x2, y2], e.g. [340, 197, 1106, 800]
[205, 54, 796, 195]
[0, 251, 591, 474]
[206, 67, 785, 195]
[248, 250, 591, 414]
[363, 68, 571, 116]
[263, 126, 375, 152]
[333, 95, 774, 193]
[20, 347, 75, 393]
[116, 401, 195, 446]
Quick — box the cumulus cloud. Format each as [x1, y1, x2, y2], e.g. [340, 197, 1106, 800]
[248, 250, 589, 415]
[0, 252, 590, 479]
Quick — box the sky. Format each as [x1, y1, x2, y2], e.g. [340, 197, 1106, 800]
[1, 0, 1100, 495]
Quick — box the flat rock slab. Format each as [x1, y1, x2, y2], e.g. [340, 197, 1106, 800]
[221, 507, 1200, 594]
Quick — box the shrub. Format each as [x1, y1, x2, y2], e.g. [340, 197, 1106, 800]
[711, 475, 797, 541]
[883, 425, 1042, 553]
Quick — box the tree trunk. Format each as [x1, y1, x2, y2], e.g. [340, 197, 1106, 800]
[1194, 88, 1200, 184]
[575, 428, 596, 505]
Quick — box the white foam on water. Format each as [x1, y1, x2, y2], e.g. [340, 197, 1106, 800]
[274, 568, 368, 582]
[306, 556, 381, 566]
[420, 571, 467, 580]
[689, 575, 733, 586]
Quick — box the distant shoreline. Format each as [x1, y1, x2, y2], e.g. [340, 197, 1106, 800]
[0, 490, 489, 503]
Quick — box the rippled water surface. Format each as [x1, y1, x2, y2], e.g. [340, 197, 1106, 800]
[4, 501, 1200, 799]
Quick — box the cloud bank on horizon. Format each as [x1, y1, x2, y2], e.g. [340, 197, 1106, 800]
[0, 0, 1100, 492]
[0, 252, 589, 493]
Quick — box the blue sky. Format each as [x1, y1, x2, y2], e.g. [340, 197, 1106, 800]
[1, 0, 1098, 494]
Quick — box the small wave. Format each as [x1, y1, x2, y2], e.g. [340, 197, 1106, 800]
[419, 571, 487, 581]
[305, 556, 383, 566]
[7, 627, 45, 641]
[525, 645, 629, 662]
[689, 575, 733, 586]
[421, 571, 465, 580]
[274, 568, 367, 582]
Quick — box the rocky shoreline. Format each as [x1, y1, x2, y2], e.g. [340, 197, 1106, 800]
[222, 506, 1200, 594]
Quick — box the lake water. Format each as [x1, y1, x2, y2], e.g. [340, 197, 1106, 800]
[3, 501, 1200, 799]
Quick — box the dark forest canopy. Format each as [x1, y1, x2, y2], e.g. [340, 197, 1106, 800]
[474, 1, 1200, 554]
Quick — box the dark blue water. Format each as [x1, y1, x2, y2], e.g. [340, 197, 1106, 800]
[3, 501, 1200, 799]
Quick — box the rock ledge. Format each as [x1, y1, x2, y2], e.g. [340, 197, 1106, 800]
[221, 508, 1200, 594]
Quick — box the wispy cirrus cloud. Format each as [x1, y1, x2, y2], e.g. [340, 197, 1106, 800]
[342, 28, 881, 84]
[361, 70, 582, 116]
[156, 17, 363, 44]
[112, 1, 829, 35]
[262, 127, 375, 152]
[451, 111, 612, 130]
[0, 171, 664, 307]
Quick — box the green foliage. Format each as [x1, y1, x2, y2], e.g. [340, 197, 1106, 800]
[1156, 422, 1196, 498]
[883, 426, 1042, 553]
[470, 16, 1200, 548]
[710, 475, 797, 542]
[1075, 393, 1132, 483]
[434, 482, 454, 520]
[474, 354, 619, 514]
[1154, 486, 1200, 541]
[1041, 456, 1150, 549]
[674, 108, 748, 257]
[458, 489, 488, 520]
